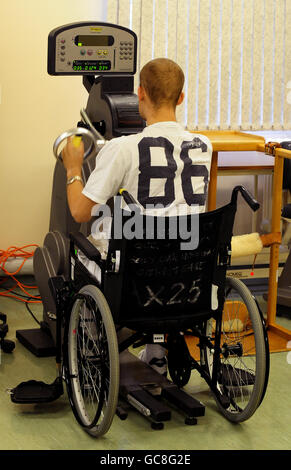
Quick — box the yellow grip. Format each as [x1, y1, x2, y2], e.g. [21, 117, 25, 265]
[72, 136, 82, 148]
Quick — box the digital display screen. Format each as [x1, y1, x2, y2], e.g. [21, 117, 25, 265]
[73, 60, 111, 72]
[75, 35, 114, 47]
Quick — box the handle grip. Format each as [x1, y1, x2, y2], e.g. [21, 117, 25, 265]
[231, 185, 260, 212]
[53, 127, 98, 160]
[119, 189, 139, 207]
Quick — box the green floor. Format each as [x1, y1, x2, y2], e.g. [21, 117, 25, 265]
[1, 278, 291, 451]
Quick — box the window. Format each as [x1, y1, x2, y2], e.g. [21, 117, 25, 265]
[107, 0, 291, 131]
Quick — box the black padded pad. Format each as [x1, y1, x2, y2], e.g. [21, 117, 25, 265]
[10, 377, 63, 404]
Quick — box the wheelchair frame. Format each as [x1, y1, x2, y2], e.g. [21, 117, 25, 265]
[47, 186, 269, 437]
[10, 185, 270, 438]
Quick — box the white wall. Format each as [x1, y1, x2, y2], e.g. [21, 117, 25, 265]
[0, 0, 106, 247]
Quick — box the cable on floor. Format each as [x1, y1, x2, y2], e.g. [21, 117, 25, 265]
[0, 245, 42, 304]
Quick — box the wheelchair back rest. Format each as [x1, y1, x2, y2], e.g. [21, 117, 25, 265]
[104, 202, 236, 331]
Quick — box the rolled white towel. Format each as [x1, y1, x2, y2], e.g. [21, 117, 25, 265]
[212, 318, 245, 333]
[231, 232, 263, 258]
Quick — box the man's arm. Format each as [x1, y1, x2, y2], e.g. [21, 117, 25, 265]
[62, 137, 97, 223]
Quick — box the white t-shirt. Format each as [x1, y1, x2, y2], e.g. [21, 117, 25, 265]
[80, 122, 212, 282]
[82, 121, 212, 215]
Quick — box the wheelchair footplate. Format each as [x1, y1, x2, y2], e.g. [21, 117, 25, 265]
[8, 376, 63, 404]
[118, 350, 205, 429]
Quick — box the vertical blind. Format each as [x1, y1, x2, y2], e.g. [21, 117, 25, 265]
[107, 0, 291, 131]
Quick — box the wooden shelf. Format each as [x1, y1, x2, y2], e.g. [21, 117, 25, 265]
[190, 130, 265, 152]
[189, 130, 291, 351]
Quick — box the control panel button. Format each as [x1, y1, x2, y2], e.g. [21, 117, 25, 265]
[80, 49, 86, 55]
[87, 50, 93, 56]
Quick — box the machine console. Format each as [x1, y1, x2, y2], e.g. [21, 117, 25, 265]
[48, 22, 137, 75]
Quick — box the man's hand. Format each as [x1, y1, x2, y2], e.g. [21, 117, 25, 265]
[62, 136, 96, 223]
[62, 136, 85, 178]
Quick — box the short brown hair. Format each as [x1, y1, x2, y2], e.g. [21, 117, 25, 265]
[139, 58, 184, 109]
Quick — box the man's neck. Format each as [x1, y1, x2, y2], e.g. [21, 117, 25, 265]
[145, 107, 177, 126]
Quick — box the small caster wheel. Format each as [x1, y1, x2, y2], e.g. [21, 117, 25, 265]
[116, 406, 128, 421]
[185, 416, 197, 425]
[151, 421, 164, 430]
[1, 339, 15, 353]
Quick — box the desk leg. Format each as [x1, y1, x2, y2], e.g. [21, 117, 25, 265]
[208, 151, 218, 211]
[267, 155, 283, 325]
[252, 174, 259, 232]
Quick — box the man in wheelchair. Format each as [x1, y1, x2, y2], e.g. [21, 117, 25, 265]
[10, 59, 269, 438]
[62, 58, 213, 376]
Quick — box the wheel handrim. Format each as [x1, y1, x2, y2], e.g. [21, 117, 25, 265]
[68, 295, 111, 428]
[205, 278, 266, 419]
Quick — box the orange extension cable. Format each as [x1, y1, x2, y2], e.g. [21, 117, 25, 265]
[0, 245, 42, 303]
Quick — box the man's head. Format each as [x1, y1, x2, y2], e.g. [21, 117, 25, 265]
[138, 58, 185, 121]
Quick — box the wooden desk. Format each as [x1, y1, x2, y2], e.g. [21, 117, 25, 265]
[218, 151, 275, 232]
[218, 151, 274, 173]
[191, 130, 291, 352]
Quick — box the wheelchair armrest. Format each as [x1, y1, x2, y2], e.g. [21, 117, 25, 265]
[69, 232, 102, 264]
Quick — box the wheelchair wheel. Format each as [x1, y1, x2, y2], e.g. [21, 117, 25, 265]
[64, 285, 119, 437]
[202, 277, 269, 423]
[168, 334, 192, 388]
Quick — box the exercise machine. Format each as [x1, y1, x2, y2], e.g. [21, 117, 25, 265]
[16, 21, 145, 355]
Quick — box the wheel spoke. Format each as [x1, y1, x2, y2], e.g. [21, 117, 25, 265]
[65, 286, 119, 437]
[201, 278, 267, 422]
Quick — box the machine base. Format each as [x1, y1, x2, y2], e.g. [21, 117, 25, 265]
[16, 323, 56, 357]
[119, 349, 205, 428]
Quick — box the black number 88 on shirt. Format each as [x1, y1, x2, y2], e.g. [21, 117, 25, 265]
[137, 136, 210, 209]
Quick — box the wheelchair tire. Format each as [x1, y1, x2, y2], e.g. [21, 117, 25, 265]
[202, 277, 269, 423]
[64, 284, 119, 437]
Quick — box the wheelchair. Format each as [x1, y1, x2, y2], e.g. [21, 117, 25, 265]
[10, 185, 270, 438]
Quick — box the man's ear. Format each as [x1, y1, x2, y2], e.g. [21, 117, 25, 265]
[177, 91, 185, 106]
[138, 85, 146, 101]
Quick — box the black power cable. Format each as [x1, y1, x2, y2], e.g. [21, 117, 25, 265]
[0, 282, 41, 326]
